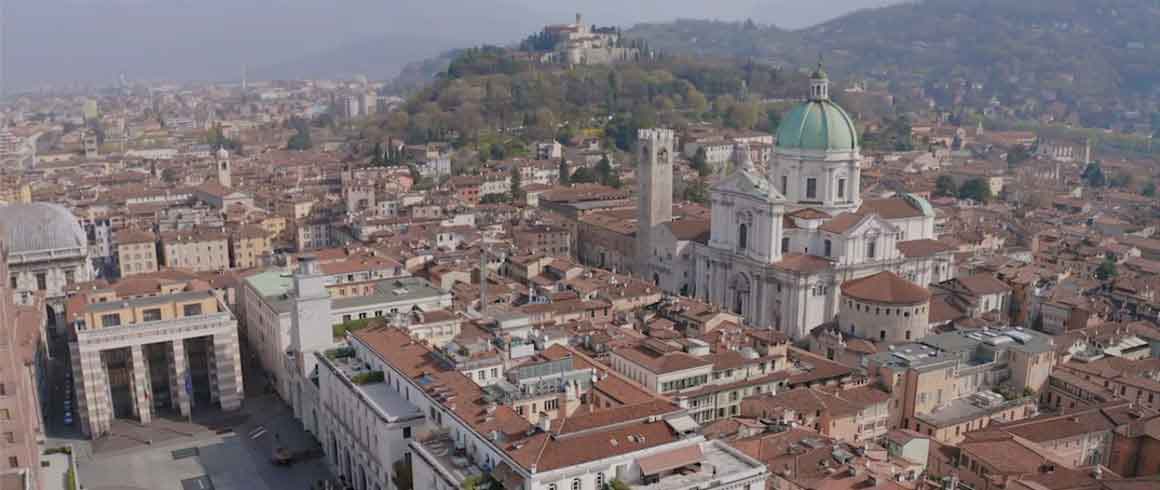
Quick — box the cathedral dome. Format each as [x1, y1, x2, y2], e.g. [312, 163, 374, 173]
[775, 99, 859, 152]
[776, 66, 858, 152]
[0, 203, 88, 255]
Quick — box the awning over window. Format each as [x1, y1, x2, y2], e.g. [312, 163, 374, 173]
[637, 444, 704, 476]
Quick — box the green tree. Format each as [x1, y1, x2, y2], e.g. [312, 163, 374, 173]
[683, 180, 710, 204]
[371, 141, 384, 166]
[935, 175, 957, 198]
[510, 166, 524, 200]
[691, 147, 711, 177]
[595, 154, 614, 185]
[1095, 257, 1117, 280]
[958, 178, 992, 202]
[286, 117, 313, 151]
[160, 167, 179, 184]
[571, 166, 596, 183]
[1006, 144, 1032, 167]
[1143, 181, 1157, 197]
[558, 157, 570, 185]
[1082, 162, 1107, 187]
[725, 100, 759, 129]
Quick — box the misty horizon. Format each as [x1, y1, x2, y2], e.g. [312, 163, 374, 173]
[0, 0, 898, 91]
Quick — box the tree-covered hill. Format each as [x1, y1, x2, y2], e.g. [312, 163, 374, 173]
[360, 46, 809, 153]
[628, 0, 1160, 130]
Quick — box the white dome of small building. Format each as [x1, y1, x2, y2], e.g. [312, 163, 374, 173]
[0, 202, 94, 319]
[0, 202, 88, 255]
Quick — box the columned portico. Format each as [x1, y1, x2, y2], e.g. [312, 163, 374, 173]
[130, 345, 152, 424]
[170, 339, 191, 417]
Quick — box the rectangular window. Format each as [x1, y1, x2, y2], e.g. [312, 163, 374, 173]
[781, 237, 790, 254]
[2, 432, 12, 443]
[7, 456, 16, 468]
[142, 308, 163, 322]
[838, 179, 847, 199]
[806, 178, 818, 199]
[780, 176, 788, 195]
[101, 313, 122, 327]
[35, 272, 47, 291]
[0, 409, 9, 420]
[182, 303, 203, 317]
[824, 240, 832, 257]
[403, 427, 411, 439]
[867, 240, 877, 259]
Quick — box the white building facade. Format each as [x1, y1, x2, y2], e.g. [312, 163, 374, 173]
[637, 69, 955, 340]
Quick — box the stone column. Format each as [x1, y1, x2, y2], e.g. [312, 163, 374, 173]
[169, 340, 191, 417]
[214, 331, 244, 411]
[72, 343, 112, 438]
[130, 345, 152, 424]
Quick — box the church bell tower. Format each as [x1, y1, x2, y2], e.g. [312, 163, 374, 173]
[635, 128, 675, 282]
[216, 147, 232, 188]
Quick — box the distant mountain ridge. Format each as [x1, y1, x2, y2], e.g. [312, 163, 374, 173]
[626, 0, 1160, 128]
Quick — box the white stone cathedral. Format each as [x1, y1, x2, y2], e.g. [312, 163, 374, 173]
[636, 67, 956, 340]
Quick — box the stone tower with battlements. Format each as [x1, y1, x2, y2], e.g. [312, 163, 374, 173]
[635, 128, 675, 282]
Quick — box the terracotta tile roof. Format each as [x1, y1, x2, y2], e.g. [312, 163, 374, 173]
[613, 344, 713, 374]
[774, 254, 832, 274]
[841, 271, 931, 305]
[788, 208, 832, 220]
[665, 219, 711, 243]
[897, 239, 956, 258]
[955, 274, 1013, 295]
[858, 198, 925, 219]
[818, 213, 867, 234]
[114, 229, 156, 244]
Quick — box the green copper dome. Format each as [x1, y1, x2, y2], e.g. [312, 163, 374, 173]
[775, 99, 859, 152]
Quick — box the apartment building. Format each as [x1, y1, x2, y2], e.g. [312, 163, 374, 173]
[0, 236, 44, 489]
[228, 224, 271, 269]
[160, 227, 230, 272]
[609, 335, 794, 424]
[115, 229, 159, 277]
[740, 385, 891, 442]
[322, 326, 769, 490]
[239, 263, 450, 407]
[866, 327, 1055, 444]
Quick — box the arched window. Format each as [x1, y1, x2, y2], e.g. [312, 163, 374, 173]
[572, 478, 582, 490]
[549, 484, 557, 490]
[905, 330, 912, 340]
[738, 223, 749, 251]
[880, 330, 886, 341]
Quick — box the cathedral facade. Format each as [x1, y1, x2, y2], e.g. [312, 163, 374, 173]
[637, 68, 956, 340]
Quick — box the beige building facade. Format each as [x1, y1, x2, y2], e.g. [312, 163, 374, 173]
[115, 229, 158, 277]
[161, 229, 230, 272]
[68, 285, 243, 438]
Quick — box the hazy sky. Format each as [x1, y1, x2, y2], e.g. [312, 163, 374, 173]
[0, 0, 897, 90]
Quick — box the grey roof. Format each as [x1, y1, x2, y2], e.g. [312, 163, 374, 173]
[0, 202, 88, 255]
